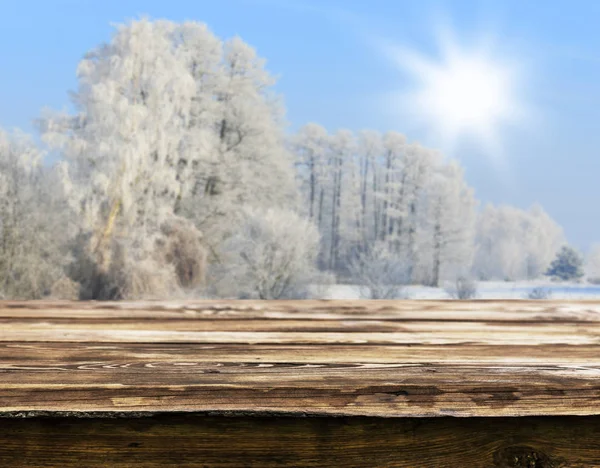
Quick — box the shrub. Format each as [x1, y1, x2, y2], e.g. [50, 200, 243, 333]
[156, 217, 207, 290]
[526, 287, 552, 300]
[348, 243, 409, 299]
[68, 215, 205, 300]
[304, 271, 338, 299]
[445, 276, 478, 300]
[210, 207, 322, 299]
[545, 246, 584, 281]
[48, 276, 80, 300]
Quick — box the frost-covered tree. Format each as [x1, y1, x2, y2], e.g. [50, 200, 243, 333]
[212, 206, 321, 299]
[380, 141, 437, 283]
[473, 204, 565, 281]
[327, 129, 356, 271]
[0, 130, 68, 298]
[585, 243, 600, 281]
[291, 123, 330, 223]
[545, 245, 584, 281]
[473, 205, 523, 280]
[423, 161, 477, 287]
[180, 34, 298, 249]
[40, 19, 199, 296]
[523, 204, 566, 279]
[291, 126, 477, 284]
[40, 18, 297, 298]
[356, 130, 383, 245]
[379, 131, 407, 246]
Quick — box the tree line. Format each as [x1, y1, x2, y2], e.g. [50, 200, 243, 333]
[0, 18, 583, 300]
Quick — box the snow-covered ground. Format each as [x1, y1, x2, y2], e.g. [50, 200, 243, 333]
[312, 281, 600, 300]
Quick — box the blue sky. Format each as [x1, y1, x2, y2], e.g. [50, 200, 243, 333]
[1, 0, 599, 250]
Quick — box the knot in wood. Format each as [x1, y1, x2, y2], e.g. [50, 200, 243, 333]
[493, 445, 556, 468]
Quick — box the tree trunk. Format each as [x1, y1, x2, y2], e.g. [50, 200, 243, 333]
[372, 158, 379, 245]
[93, 198, 122, 272]
[381, 150, 392, 242]
[309, 156, 316, 221]
[361, 152, 369, 248]
[432, 216, 442, 288]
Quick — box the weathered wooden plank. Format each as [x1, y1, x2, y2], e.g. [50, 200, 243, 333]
[2, 361, 600, 416]
[2, 414, 600, 467]
[1, 328, 598, 345]
[1, 318, 599, 346]
[2, 300, 600, 418]
[2, 299, 600, 322]
[3, 342, 600, 365]
[2, 318, 599, 333]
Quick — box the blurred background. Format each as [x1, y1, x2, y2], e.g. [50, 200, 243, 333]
[0, 0, 598, 300]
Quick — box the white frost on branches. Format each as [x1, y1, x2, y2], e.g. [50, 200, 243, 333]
[213, 207, 322, 299]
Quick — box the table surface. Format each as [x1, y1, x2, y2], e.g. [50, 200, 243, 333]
[2, 299, 600, 418]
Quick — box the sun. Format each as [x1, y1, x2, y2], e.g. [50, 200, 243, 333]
[386, 28, 525, 161]
[421, 55, 511, 133]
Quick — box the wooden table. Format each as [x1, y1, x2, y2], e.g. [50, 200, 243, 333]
[2, 300, 600, 467]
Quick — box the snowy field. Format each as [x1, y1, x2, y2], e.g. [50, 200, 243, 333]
[313, 281, 600, 300]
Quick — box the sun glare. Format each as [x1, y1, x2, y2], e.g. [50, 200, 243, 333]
[423, 56, 509, 129]
[389, 28, 525, 160]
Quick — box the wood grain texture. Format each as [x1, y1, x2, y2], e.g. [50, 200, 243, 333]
[3, 414, 600, 467]
[2, 300, 600, 417]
